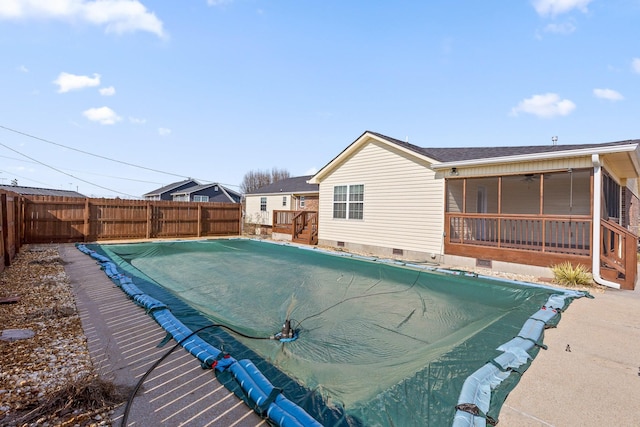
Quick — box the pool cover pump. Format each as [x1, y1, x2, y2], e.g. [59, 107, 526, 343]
[274, 319, 298, 342]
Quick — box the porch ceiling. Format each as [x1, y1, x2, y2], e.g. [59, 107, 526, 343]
[603, 150, 640, 179]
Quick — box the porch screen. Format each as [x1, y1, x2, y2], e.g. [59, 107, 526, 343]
[542, 170, 590, 215]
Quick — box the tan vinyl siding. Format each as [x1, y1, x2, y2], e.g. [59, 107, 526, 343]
[245, 194, 291, 225]
[318, 140, 444, 254]
[457, 157, 593, 178]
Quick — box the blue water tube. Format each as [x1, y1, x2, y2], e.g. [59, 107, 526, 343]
[75, 243, 322, 427]
[229, 359, 323, 427]
[452, 291, 586, 427]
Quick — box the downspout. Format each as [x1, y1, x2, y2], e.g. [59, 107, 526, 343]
[591, 154, 621, 289]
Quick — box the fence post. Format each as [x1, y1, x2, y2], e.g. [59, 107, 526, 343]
[197, 204, 202, 237]
[146, 202, 152, 239]
[83, 198, 90, 242]
[1, 193, 7, 268]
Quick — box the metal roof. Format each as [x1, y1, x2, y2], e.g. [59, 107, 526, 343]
[0, 185, 86, 198]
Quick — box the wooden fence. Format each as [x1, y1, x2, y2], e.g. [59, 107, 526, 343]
[1, 192, 20, 272]
[0, 192, 242, 269]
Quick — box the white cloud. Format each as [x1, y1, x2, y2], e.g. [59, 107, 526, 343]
[99, 86, 116, 96]
[510, 93, 576, 118]
[632, 58, 640, 74]
[158, 127, 171, 136]
[593, 88, 624, 101]
[129, 116, 146, 124]
[304, 167, 318, 176]
[207, 0, 233, 6]
[83, 106, 121, 125]
[54, 72, 100, 93]
[17, 64, 29, 73]
[532, 0, 592, 17]
[543, 21, 576, 34]
[0, 0, 165, 38]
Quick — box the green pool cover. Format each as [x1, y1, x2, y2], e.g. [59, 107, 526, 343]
[86, 239, 585, 426]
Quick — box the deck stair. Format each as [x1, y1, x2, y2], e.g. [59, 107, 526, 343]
[292, 211, 318, 245]
[599, 219, 637, 290]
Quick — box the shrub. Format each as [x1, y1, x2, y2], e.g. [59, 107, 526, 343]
[550, 261, 593, 287]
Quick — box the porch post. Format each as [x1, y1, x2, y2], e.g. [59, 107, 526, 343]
[592, 155, 621, 289]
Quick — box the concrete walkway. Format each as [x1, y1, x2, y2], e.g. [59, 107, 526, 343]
[61, 244, 267, 427]
[500, 285, 640, 426]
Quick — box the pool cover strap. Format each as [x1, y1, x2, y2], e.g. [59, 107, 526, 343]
[258, 387, 283, 415]
[487, 358, 524, 375]
[516, 334, 548, 350]
[157, 333, 173, 348]
[455, 403, 498, 426]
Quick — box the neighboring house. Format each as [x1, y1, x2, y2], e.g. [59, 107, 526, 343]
[245, 175, 319, 225]
[308, 130, 640, 290]
[0, 185, 86, 198]
[245, 175, 319, 243]
[171, 183, 242, 203]
[143, 179, 200, 201]
[143, 179, 241, 203]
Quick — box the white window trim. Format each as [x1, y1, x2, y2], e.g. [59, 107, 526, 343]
[333, 184, 364, 220]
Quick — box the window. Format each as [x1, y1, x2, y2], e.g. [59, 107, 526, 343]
[348, 184, 364, 219]
[260, 197, 267, 212]
[193, 195, 209, 202]
[299, 196, 306, 208]
[333, 184, 364, 219]
[283, 196, 287, 206]
[333, 186, 347, 218]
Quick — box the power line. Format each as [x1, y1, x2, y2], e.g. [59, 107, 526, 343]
[0, 140, 139, 198]
[0, 154, 166, 185]
[0, 124, 190, 179]
[0, 168, 50, 187]
[0, 124, 242, 189]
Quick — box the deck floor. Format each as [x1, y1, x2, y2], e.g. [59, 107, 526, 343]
[61, 244, 267, 427]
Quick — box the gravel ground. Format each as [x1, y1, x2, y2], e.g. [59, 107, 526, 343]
[0, 245, 121, 427]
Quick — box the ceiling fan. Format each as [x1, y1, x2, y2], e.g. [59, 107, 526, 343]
[521, 173, 550, 183]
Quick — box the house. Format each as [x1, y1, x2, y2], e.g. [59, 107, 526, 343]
[0, 185, 86, 198]
[170, 183, 242, 203]
[143, 180, 241, 203]
[308, 131, 640, 290]
[143, 179, 199, 201]
[245, 175, 319, 243]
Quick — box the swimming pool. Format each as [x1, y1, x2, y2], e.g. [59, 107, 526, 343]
[81, 239, 587, 426]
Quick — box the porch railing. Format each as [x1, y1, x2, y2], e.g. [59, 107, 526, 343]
[272, 210, 295, 235]
[273, 210, 318, 245]
[600, 218, 638, 289]
[446, 213, 592, 255]
[446, 213, 638, 289]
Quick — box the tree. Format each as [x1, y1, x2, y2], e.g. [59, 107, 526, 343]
[240, 167, 290, 194]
